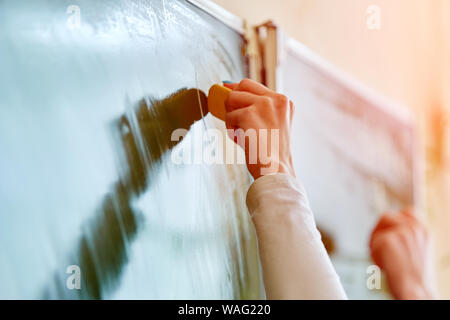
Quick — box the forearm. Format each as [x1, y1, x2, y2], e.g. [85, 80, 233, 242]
[246, 174, 347, 300]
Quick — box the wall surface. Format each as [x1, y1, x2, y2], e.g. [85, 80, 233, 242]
[212, 0, 450, 297]
[213, 0, 446, 119]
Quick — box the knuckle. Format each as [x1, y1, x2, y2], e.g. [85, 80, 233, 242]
[242, 107, 252, 119]
[227, 91, 237, 103]
[275, 94, 289, 107]
[259, 96, 273, 107]
[239, 78, 251, 88]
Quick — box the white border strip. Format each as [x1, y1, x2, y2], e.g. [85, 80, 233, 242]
[186, 0, 245, 34]
[285, 37, 414, 126]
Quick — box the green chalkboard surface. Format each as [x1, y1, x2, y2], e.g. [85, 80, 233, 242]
[0, 0, 263, 299]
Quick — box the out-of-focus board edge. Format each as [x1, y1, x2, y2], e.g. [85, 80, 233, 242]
[186, 0, 245, 34]
[284, 37, 413, 126]
[280, 34, 423, 213]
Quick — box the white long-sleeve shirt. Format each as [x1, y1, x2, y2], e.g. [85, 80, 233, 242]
[246, 173, 347, 300]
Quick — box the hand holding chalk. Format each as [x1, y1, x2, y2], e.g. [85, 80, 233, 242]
[214, 79, 297, 180]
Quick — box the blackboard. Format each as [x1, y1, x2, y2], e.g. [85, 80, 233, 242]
[0, 0, 263, 299]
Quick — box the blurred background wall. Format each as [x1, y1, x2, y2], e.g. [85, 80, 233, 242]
[212, 0, 450, 298]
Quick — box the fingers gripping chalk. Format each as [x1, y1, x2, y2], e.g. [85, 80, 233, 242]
[208, 84, 232, 121]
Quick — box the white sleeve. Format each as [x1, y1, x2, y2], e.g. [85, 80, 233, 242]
[246, 173, 347, 300]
